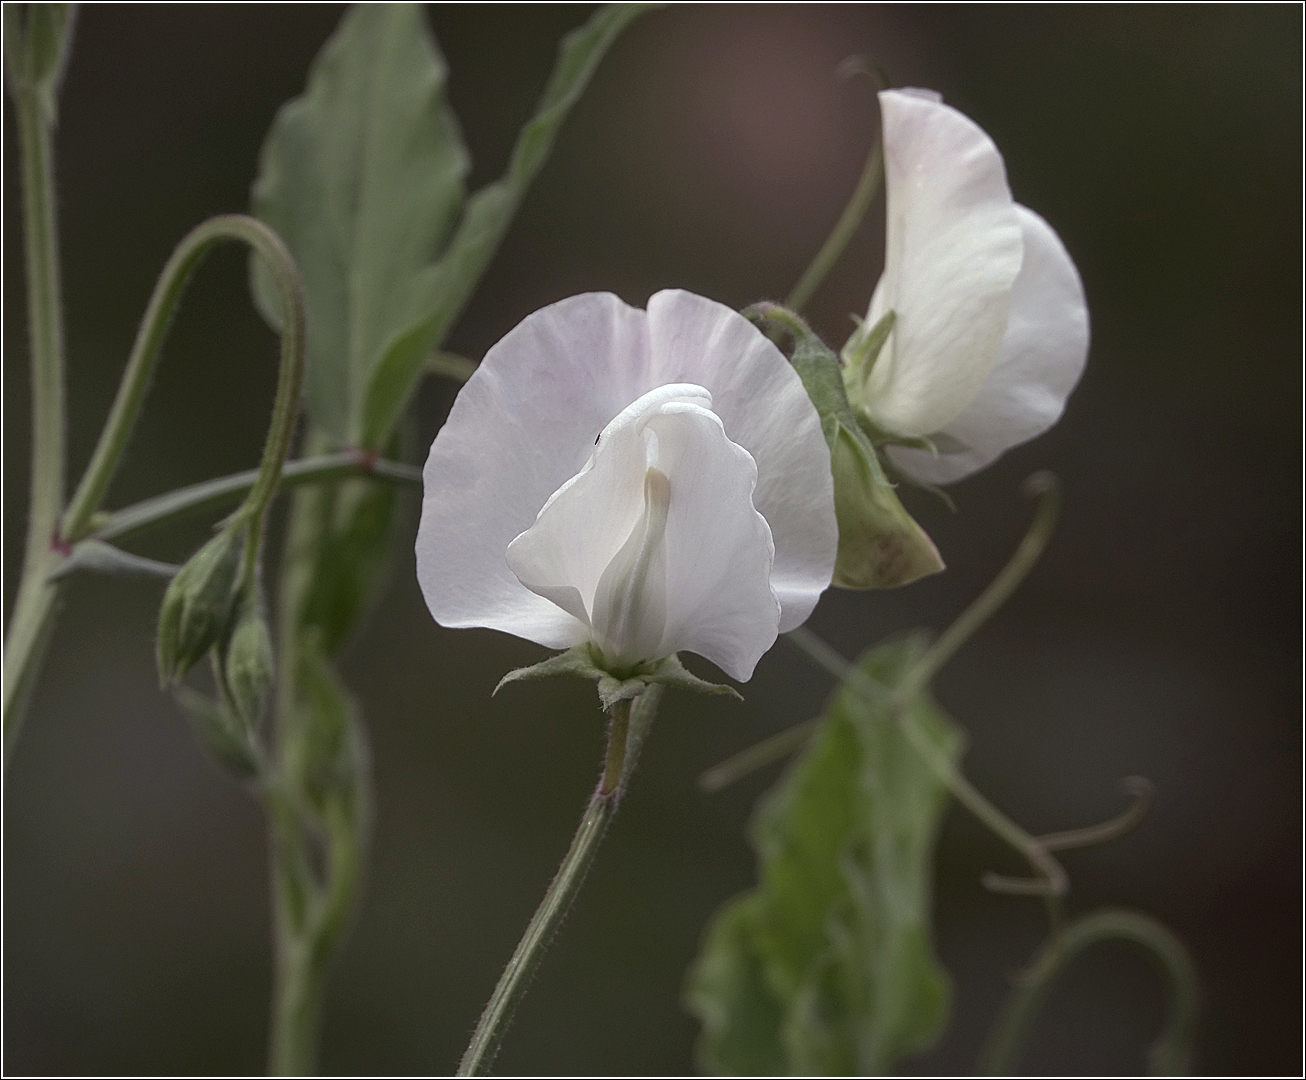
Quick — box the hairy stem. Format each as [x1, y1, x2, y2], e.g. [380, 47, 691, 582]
[61, 214, 305, 543]
[458, 689, 660, 1075]
[980, 908, 1200, 1076]
[91, 452, 422, 544]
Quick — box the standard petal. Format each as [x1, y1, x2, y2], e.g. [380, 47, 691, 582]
[645, 290, 837, 631]
[415, 293, 653, 648]
[643, 402, 780, 682]
[888, 205, 1089, 484]
[861, 89, 1025, 438]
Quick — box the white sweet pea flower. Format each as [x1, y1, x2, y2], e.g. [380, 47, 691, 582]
[416, 291, 838, 683]
[844, 88, 1090, 485]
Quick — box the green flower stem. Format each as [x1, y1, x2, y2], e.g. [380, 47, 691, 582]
[61, 214, 305, 544]
[980, 908, 1200, 1076]
[3, 45, 68, 765]
[267, 788, 365, 1077]
[458, 688, 662, 1076]
[784, 104, 883, 314]
[90, 452, 422, 544]
[783, 470, 1071, 896]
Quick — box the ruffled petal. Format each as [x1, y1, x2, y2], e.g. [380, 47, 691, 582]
[644, 400, 779, 681]
[416, 293, 652, 648]
[861, 89, 1024, 438]
[888, 205, 1089, 484]
[645, 290, 836, 631]
[505, 385, 779, 681]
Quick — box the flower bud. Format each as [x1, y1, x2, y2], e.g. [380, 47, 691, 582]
[156, 526, 243, 686]
[224, 601, 274, 726]
[766, 305, 944, 590]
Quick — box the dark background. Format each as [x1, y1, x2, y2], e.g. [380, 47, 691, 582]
[4, 5, 1300, 1075]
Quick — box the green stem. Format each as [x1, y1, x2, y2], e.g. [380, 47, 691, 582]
[3, 51, 67, 765]
[784, 112, 883, 314]
[61, 214, 305, 544]
[90, 453, 422, 544]
[980, 908, 1200, 1076]
[785, 624, 1067, 897]
[782, 472, 1070, 894]
[698, 716, 821, 793]
[267, 790, 365, 1077]
[458, 690, 659, 1076]
[900, 472, 1061, 699]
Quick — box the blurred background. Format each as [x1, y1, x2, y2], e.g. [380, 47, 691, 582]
[4, 5, 1300, 1075]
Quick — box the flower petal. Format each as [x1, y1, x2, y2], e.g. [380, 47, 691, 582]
[644, 400, 779, 681]
[645, 290, 837, 631]
[888, 205, 1089, 484]
[861, 89, 1024, 438]
[416, 293, 652, 648]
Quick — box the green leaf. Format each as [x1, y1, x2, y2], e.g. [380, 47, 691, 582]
[288, 636, 369, 822]
[685, 897, 787, 1076]
[296, 473, 401, 656]
[686, 636, 963, 1075]
[357, 2, 657, 448]
[250, 3, 469, 443]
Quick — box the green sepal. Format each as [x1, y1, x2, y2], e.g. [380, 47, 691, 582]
[156, 525, 244, 686]
[841, 308, 895, 378]
[750, 305, 945, 590]
[174, 685, 262, 784]
[495, 643, 741, 711]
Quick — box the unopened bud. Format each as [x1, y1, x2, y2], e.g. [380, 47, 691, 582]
[157, 526, 243, 685]
[224, 601, 273, 726]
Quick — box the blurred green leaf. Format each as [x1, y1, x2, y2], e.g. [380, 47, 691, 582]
[357, 2, 657, 448]
[250, 3, 469, 443]
[251, 3, 653, 450]
[297, 474, 400, 656]
[686, 635, 962, 1075]
[289, 637, 368, 823]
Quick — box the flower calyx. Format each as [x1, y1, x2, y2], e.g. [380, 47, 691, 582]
[744, 303, 944, 591]
[156, 524, 246, 686]
[494, 642, 741, 712]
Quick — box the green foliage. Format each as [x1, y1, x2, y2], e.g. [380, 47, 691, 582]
[251, 2, 655, 450]
[358, 2, 657, 448]
[251, 3, 468, 445]
[296, 472, 402, 657]
[686, 635, 963, 1075]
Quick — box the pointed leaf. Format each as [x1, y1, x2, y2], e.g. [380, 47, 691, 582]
[251, 3, 469, 442]
[358, 3, 657, 448]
